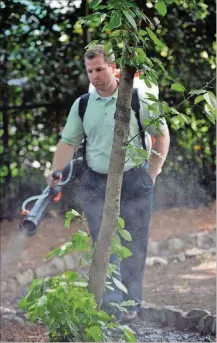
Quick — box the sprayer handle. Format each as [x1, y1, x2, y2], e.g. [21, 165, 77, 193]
[52, 170, 62, 181]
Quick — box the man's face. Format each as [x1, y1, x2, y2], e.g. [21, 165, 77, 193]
[85, 55, 116, 92]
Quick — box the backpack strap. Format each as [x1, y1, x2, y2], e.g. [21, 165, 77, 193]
[79, 93, 90, 121]
[78, 93, 90, 160]
[132, 88, 146, 150]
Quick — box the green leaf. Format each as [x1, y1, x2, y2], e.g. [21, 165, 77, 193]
[89, 0, 102, 9]
[111, 30, 121, 37]
[86, 325, 104, 342]
[112, 277, 128, 293]
[85, 40, 99, 49]
[146, 92, 159, 102]
[45, 247, 61, 260]
[73, 281, 88, 287]
[194, 95, 204, 104]
[104, 41, 112, 52]
[204, 92, 216, 109]
[97, 310, 111, 321]
[171, 83, 185, 92]
[123, 328, 137, 342]
[119, 229, 132, 241]
[134, 8, 152, 24]
[188, 89, 206, 96]
[19, 297, 27, 310]
[138, 29, 147, 36]
[109, 11, 122, 29]
[156, 0, 167, 16]
[117, 216, 125, 229]
[121, 246, 133, 258]
[123, 10, 137, 30]
[63, 271, 79, 281]
[120, 300, 138, 307]
[64, 209, 80, 228]
[38, 295, 47, 307]
[152, 57, 166, 72]
[146, 28, 165, 48]
[204, 105, 216, 124]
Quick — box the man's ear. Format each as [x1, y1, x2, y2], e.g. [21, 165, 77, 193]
[111, 63, 116, 71]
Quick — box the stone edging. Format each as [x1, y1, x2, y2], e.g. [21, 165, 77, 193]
[1, 230, 216, 335]
[1, 304, 216, 336]
[139, 305, 216, 335]
[146, 230, 216, 266]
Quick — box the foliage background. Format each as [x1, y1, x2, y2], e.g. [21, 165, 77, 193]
[0, 0, 216, 219]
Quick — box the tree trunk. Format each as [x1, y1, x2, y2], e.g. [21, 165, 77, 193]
[88, 67, 135, 306]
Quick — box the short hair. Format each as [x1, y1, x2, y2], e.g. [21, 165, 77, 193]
[84, 44, 115, 64]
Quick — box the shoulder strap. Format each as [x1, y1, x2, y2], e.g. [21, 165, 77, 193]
[131, 88, 146, 150]
[78, 93, 90, 160]
[79, 93, 90, 121]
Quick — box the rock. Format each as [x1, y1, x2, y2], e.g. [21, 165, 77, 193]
[168, 238, 184, 251]
[0, 306, 16, 315]
[196, 315, 214, 334]
[148, 241, 159, 255]
[176, 315, 202, 331]
[146, 257, 168, 266]
[185, 248, 205, 257]
[176, 252, 186, 262]
[2, 314, 25, 325]
[203, 315, 216, 335]
[64, 254, 76, 270]
[184, 233, 197, 246]
[211, 315, 216, 335]
[196, 231, 216, 249]
[139, 306, 167, 324]
[168, 252, 186, 263]
[158, 239, 169, 252]
[187, 308, 211, 318]
[35, 264, 56, 278]
[16, 269, 35, 286]
[51, 257, 66, 271]
[161, 307, 184, 326]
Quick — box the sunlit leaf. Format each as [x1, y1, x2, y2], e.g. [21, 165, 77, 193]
[112, 277, 128, 293]
[171, 83, 185, 92]
[123, 10, 137, 30]
[156, 0, 167, 16]
[146, 28, 165, 48]
[119, 229, 132, 241]
[123, 328, 136, 342]
[194, 95, 204, 104]
[117, 216, 125, 229]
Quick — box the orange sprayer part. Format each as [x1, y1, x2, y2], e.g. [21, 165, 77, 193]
[53, 192, 62, 203]
[21, 210, 29, 216]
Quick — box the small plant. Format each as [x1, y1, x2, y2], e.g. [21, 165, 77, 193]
[19, 210, 137, 342]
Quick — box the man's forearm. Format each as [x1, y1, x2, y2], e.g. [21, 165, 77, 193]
[148, 127, 170, 181]
[52, 141, 76, 171]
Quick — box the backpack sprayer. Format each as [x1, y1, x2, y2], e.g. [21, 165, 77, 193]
[19, 160, 74, 237]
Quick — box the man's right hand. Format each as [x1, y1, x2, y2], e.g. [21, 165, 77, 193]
[46, 170, 62, 187]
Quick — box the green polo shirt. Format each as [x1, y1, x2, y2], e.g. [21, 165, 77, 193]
[61, 88, 167, 174]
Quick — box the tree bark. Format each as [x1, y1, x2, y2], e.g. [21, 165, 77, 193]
[88, 66, 136, 306]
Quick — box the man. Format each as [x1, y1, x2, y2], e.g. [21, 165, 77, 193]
[48, 45, 170, 322]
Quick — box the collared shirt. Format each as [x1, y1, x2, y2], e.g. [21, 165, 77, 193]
[61, 87, 167, 174]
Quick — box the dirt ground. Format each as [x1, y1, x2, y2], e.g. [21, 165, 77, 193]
[0, 202, 216, 341]
[1, 201, 216, 309]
